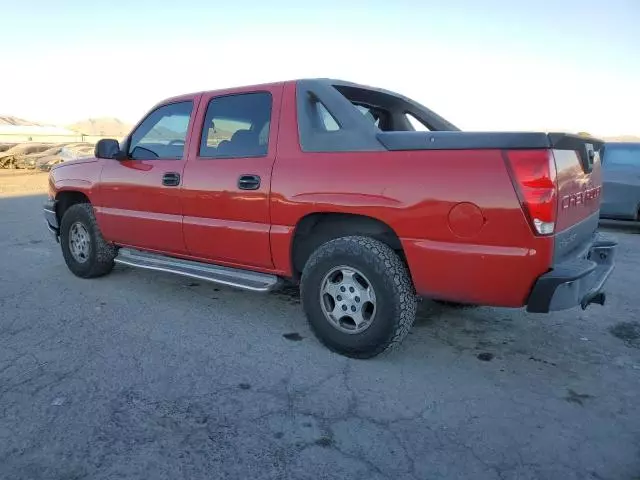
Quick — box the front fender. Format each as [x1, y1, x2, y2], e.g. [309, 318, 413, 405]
[50, 158, 102, 202]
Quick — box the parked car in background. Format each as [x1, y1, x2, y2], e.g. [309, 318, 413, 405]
[1, 143, 95, 171]
[15, 145, 63, 169]
[0, 143, 53, 168]
[600, 142, 640, 222]
[36, 154, 66, 172]
[36, 144, 94, 171]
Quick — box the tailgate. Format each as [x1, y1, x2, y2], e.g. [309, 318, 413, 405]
[549, 133, 604, 259]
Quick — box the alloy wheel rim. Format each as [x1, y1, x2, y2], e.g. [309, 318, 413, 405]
[319, 266, 377, 334]
[69, 221, 90, 263]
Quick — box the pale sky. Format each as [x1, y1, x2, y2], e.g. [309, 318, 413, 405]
[1, 0, 638, 136]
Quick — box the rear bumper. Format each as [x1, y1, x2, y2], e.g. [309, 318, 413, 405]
[526, 234, 617, 313]
[43, 199, 59, 242]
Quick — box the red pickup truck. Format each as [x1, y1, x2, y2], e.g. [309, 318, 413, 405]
[44, 79, 617, 358]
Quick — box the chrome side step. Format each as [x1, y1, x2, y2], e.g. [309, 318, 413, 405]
[115, 248, 281, 292]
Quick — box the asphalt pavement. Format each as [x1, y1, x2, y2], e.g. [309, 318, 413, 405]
[1, 171, 639, 480]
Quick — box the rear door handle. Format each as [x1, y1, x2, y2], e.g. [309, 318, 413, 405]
[238, 174, 261, 190]
[162, 172, 181, 186]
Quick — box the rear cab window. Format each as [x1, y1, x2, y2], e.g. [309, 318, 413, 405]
[296, 79, 459, 152]
[306, 86, 436, 134]
[199, 92, 272, 158]
[333, 84, 437, 132]
[405, 113, 430, 131]
[314, 102, 341, 131]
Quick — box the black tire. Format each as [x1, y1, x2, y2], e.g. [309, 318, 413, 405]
[300, 236, 417, 359]
[60, 203, 117, 278]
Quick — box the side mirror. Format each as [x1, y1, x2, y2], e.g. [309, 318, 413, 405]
[95, 139, 122, 159]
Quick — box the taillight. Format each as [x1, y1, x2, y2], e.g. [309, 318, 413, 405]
[505, 149, 557, 235]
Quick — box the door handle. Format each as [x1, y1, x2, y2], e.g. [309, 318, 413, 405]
[238, 174, 261, 190]
[162, 172, 181, 187]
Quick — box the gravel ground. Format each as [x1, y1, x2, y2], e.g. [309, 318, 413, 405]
[0, 170, 49, 196]
[1, 171, 639, 480]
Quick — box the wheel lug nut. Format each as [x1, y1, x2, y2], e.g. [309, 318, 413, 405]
[342, 305, 347, 311]
[337, 295, 342, 301]
[355, 296, 360, 303]
[340, 286, 346, 292]
[349, 287, 355, 293]
[351, 306, 356, 312]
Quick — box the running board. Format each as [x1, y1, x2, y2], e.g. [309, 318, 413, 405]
[115, 248, 281, 292]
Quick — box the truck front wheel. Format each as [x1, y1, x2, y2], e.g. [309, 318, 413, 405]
[60, 203, 117, 278]
[300, 236, 417, 358]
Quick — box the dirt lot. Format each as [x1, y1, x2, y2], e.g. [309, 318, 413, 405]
[1, 171, 639, 480]
[0, 170, 49, 196]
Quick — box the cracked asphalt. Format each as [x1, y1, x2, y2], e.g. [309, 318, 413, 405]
[1, 170, 639, 480]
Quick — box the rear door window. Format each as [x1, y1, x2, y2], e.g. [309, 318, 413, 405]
[199, 92, 272, 158]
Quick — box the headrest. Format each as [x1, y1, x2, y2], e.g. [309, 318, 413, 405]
[231, 129, 257, 142]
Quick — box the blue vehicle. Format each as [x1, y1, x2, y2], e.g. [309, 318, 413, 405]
[600, 142, 640, 222]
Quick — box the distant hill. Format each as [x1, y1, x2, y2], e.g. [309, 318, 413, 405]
[603, 135, 640, 142]
[0, 116, 46, 127]
[67, 117, 132, 137]
[146, 125, 183, 140]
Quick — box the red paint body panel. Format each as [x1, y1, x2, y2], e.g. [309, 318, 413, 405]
[95, 159, 187, 254]
[49, 79, 580, 308]
[270, 81, 552, 305]
[403, 239, 551, 306]
[50, 159, 100, 200]
[92, 92, 202, 255]
[180, 83, 284, 268]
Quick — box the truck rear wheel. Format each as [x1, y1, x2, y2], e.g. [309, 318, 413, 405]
[60, 203, 117, 278]
[300, 236, 417, 358]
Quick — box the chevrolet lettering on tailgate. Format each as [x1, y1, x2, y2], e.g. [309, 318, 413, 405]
[561, 186, 602, 210]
